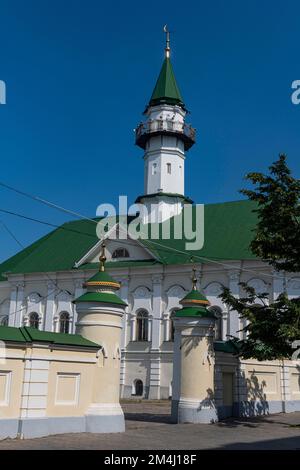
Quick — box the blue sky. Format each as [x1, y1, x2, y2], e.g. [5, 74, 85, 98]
[0, 0, 299, 261]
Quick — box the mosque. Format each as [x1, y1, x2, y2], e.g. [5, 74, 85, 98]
[0, 31, 300, 439]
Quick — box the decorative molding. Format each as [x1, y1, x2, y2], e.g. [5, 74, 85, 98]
[287, 278, 300, 292]
[204, 282, 224, 296]
[247, 278, 269, 294]
[27, 292, 42, 304]
[132, 286, 151, 299]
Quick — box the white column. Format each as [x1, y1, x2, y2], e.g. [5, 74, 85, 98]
[44, 281, 57, 332]
[14, 283, 25, 327]
[8, 285, 18, 327]
[222, 311, 229, 341]
[73, 279, 84, 333]
[130, 314, 136, 341]
[149, 274, 163, 399]
[117, 277, 129, 349]
[163, 312, 169, 341]
[228, 270, 241, 338]
[151, 274, 163, 349]
[117, 277, 129, 395]
[280, 360, 291, 413]
[272, 270, 286, 301]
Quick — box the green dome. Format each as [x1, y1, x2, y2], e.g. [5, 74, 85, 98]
[180, 289, 210, 306]
[84, 270, 120, 289]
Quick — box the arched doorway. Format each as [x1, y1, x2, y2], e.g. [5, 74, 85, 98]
[133, 379, 144, 397]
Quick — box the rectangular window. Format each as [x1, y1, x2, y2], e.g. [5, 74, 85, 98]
[152, 163, 157, 175]
[167, 163, 171, 174]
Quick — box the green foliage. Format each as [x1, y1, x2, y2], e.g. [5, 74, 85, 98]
[220, 284, 300, 360]
[241, 154, 300, 272]
[221, 155, 300, 360]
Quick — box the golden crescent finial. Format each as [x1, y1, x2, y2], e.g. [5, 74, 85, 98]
[163, 24, 170, 58]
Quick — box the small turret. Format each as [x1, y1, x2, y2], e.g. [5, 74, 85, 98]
[74, 243, 127, 433]
[171, 266, 218, 424]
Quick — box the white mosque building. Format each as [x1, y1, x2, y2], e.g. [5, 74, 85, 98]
[1, 34, 300, 403]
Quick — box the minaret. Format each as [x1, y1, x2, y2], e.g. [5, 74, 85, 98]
[171, 267, 218, 424]
[74, 243, 127, 433]
[135, 26, 195, 223]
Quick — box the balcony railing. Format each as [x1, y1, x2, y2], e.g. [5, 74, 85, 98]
[135, 119, 196, 150]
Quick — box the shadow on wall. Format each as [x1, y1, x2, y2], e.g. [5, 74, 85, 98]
[180, 327, 214, 357]
[243, 372, 269, 416]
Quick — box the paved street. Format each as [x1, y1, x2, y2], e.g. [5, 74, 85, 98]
[0, 401, 300, 450]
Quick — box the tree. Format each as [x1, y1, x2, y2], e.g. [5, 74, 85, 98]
[220, 155, 300, 360]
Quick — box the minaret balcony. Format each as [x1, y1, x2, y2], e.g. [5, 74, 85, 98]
[135, 119, 196, 150]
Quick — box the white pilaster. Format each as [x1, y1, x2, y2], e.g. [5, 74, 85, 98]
[8, 285, 17, 327]
[117, 277, 129, 392]
[20, 356, 49, 419]
[73, 279, 84, 333]
[228, 270, 241, 338]
[148, 274, 163, 399]
[14, 283, 25, 327]
[44, 281, 57, 332]
[272, 270, 286, 301]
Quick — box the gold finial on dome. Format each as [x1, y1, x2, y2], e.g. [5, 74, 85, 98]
[192, 267, 197, 291]
[99, 242, 107, 272]
[163, 24, 170, 59]
[190, 257, 197, 291]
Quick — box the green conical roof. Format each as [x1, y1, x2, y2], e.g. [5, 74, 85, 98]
[180, 289, 210, 306]
[84, 270, 120, 288]
[149, 58, 184, 108]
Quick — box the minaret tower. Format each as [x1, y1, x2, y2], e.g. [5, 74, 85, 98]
[135, 26, 195, 223]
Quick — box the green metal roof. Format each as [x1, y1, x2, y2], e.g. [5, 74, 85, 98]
[0, 200, 258, 279]
[175, 306, 216, 318]
[74, 291, 127, 306]
[148, 58, 184, 108]
[0, 325, 99, 348]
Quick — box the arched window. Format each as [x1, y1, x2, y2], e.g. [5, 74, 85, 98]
[209, 306, 223, 340]
[29, 312, 39, 329]
[0, 315, 8, 326]
[112, 248, 130, 259]
[169, 309, 178, 341]
[133, 379, 143, 396]
[59, 312, 70, 334]
[136, 310, 149, 342]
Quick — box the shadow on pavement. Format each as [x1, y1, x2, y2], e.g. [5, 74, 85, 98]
[124, 412, 173, 424]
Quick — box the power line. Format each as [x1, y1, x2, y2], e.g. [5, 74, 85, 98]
[0, 209, 96, 238]
[0, 219, 64, 319]
[0, 181, 97, 223]
[0, 205, 286, 282]
[0, 179, 287, 281]
[0, 220, 23, 249]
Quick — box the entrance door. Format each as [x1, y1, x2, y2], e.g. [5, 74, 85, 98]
[222, 372, 234, 418]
